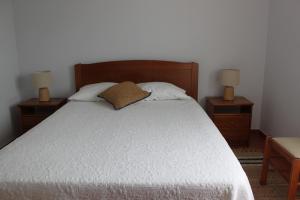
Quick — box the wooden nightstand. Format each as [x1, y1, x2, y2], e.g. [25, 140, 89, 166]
[206, 96, 253, 146]
[18, 98, 67, 134]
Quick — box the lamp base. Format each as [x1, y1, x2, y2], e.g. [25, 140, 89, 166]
[223, 86, 235, 101]
[39, 88, 50, 102]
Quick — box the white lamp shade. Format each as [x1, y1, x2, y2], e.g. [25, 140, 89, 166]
[221, 69, 240, 86]
[32, 71, 52, 88]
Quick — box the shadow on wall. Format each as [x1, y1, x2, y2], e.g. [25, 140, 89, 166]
[199, 68, 223, 106]
[16, 65, 77, 99]
[0, 104, 20, 149]
[0, 76, 23, 149]
[10, 105, 21, 138]
[17, 73, 33, 99]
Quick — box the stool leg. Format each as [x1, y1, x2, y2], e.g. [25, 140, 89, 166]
[288, 160, 300, 200]
[260, 137, 271, 185]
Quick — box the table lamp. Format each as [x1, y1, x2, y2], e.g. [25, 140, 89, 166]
[32, 71, 52, 102]
[221, 69, 240, 101]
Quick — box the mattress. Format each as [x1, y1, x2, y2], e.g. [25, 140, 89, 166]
[0, 99, 254, 200]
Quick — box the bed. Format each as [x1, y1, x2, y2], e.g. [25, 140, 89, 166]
[0, 60, 253, 200]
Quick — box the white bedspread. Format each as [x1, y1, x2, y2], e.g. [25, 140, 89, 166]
[0, 100, 253, 200]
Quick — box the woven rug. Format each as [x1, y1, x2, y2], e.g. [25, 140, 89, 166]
[243, 165, 300, 200]
[233, 147, 264, 164]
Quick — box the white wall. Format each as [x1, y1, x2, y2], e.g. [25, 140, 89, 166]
[261, 0, 300, 136]
[13, 0, 269, 128]
[0, 0, 21, 148]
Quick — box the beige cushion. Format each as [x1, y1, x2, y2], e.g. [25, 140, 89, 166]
[273, 137, 300, 158]
[98, 81, 150, 110]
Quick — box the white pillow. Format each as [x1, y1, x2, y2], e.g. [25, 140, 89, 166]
[68, 82, 116, 102]
[138, 82, 191, 101]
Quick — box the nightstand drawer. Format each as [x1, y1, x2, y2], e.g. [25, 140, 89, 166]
[213, 114, 251, 131]
[22, 115, 48, 127]
[18, 98, 67, 135]
[206, 96, 253, 146]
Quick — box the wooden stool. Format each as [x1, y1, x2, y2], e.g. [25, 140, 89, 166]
[260, 137, 300, 200]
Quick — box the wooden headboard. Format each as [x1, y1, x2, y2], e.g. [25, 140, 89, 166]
[75, 60, 198, 99]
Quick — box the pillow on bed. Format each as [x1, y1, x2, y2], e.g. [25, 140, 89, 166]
[138, 82, 191, 101]
[69, 82, 116, 102]
[99, 81, 151, 110]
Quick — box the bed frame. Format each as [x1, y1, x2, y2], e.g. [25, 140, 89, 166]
[75, 60, 199, 99]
